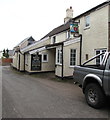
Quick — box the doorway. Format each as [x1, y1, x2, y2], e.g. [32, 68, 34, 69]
[31, 54, 42, 71]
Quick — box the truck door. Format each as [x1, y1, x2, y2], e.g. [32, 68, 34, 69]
[103, 54, 110, 96]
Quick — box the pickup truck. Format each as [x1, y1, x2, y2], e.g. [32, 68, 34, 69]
[73, 52, 110, 108]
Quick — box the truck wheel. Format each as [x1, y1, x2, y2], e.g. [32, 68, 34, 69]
[84, 83, 106, 109]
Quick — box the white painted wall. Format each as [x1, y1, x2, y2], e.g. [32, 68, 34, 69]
[78, 5, 109, 63]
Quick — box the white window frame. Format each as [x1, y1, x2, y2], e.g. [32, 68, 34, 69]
[70, 49, 77, 67]
[51, 36, 56, 44]
[95, 49, 107, 64]
[56, 47, 62, 65]
[85, 15, 90, 28]
[66, 31, 70, 39]
[42, 54, 48, 62]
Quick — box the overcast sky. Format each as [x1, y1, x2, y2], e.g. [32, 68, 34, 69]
[0, 0, 106, 51]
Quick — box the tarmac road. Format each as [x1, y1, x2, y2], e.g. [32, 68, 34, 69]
[2, 66, 110, 118]
[0, 66, 2, 119]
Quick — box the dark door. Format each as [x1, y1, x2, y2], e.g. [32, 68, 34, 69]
[31, 54, 42, 71]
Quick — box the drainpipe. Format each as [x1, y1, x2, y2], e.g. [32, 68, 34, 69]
[79, 34, 82, 65]
[61, 43, 64, 80]
[24, 53, 25, 71]
[108, 4, 110, 52]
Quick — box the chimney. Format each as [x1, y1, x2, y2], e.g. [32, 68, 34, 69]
[64, 6, 73, 23]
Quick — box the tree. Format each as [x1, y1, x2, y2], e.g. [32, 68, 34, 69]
[2, 49, 9, 58]
[3, 49, 6, 57]
[6, 49, 9, 58]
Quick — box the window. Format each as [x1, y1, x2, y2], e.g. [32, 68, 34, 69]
[42, 54, 48, 62]
[96, 49, 106, 65]
[85, 15, 90, 28]
[83, 53, 106, 70]
[66, 31, 70, 39]
[56, 48, 62, 65]
[51, 36, 56, 44]
[70, 49, 76, 66]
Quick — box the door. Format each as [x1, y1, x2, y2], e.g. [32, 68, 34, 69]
[31, 54, 42, 71]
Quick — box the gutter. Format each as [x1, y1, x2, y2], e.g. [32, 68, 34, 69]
[21, 37, 49, 54]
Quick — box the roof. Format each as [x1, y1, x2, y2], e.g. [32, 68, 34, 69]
[20, 0, 110, 54]
[41, 22, 70, 40]
[41, 1, 110, 40]
[73, 0, 110, 20]
[14, 36, 36, 52]
[16, 36, 35, 47]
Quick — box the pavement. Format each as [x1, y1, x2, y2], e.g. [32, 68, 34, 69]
[2, 66, 110, 118]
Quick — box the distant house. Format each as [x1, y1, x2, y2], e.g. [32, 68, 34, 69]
[12, 36, 35, 70]
[8, 50, 14, 58]
[0, 50, 14, 58]
[12, 0, 110, 78]
[0, 51, 3, 58]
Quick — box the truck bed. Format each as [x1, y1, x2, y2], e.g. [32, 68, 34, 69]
[73, 65, 104, 85]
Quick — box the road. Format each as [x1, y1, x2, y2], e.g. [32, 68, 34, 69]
[0, 66, 2, 119]
[2, 66, 110, 118]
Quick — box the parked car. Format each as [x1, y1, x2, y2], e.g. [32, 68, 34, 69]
[73, 52, 110, 108]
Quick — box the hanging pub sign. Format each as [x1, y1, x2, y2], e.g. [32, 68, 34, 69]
[70, 22, 79, 33]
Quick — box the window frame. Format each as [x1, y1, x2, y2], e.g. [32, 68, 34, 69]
[51, 36, 56, 44]
[42, 54, 48, 63]
[85, 15, 90, 28]
[70, 49, 77, 67]
[66, 31, 70, 39]
[56, 48, 62, 65]
[95, 49, 107, 65]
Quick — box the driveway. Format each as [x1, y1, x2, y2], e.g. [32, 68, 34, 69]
[2, 66, 110, 118]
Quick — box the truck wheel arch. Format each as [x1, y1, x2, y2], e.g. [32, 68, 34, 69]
[82, 74, 103, 93]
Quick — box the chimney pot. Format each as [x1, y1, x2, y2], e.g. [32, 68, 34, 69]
[64, 6, 73, 23]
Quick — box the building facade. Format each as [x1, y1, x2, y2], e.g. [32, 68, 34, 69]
[12, 36, 35, 71]
[12, 0, 110, 78]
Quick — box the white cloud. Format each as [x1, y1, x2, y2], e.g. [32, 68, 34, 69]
[0, 0, 106, 50]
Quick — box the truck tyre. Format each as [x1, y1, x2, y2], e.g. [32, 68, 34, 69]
[84, 83, 106, 109]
